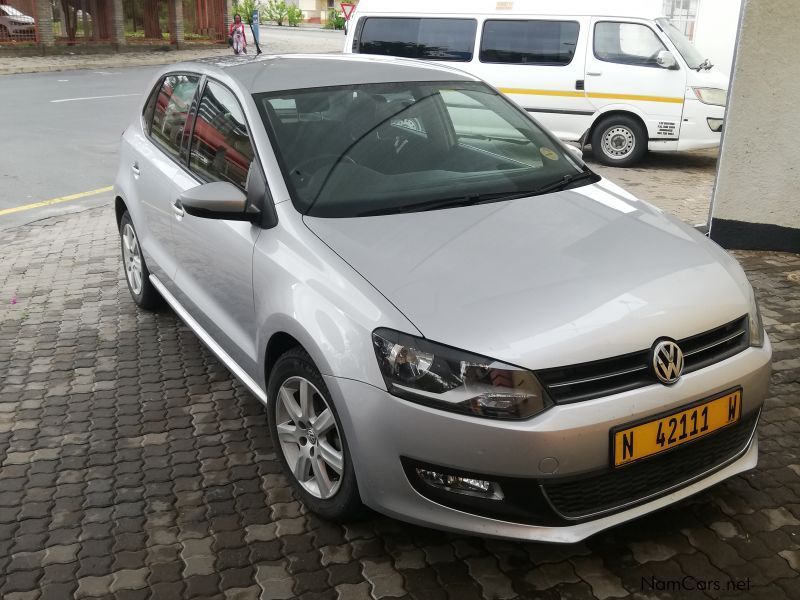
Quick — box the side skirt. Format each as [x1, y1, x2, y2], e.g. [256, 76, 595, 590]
[149, 275, 268, 405]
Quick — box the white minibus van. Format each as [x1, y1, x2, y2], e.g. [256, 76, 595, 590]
[344, 0, 729, 166]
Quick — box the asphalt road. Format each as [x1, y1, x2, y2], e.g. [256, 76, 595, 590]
[0, 26, 345, 230]
[0, 67, 157, 230]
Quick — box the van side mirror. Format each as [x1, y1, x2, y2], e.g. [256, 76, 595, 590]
[656, 50, 678, 70]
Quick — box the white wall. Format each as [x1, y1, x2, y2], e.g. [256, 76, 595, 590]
[693, 0, 743, 76]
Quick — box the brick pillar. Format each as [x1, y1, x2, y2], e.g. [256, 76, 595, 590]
[223, 0, 233, 38]
[110, 0, 126, 47]
[169, 0, 185, 47]
[35, 0, 54, 46]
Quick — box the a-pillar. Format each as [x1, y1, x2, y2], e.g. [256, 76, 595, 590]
[169, 0, 185, 48]
[709, 0, 799, 253]
[35, 0, 54, 47]
[110, 0, 126, 47]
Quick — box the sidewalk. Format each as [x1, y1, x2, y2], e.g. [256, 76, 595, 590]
[0, 26, 343, 75]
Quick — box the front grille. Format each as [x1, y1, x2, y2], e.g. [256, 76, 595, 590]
[537, 315, 749, 404]
[541, 410, 759, 520]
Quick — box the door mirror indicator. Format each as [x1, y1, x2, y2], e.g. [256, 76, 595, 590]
[656, 50, 678, 70]
[178, 182, 257, 221]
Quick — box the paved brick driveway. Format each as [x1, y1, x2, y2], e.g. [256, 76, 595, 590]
[1, 173, 799, 599]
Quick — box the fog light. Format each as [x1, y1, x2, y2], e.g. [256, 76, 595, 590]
[416, 468, 504, 500]
[707, 118, 723, 132]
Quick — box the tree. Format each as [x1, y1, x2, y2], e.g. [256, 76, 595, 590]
[143, 0, 162, 39]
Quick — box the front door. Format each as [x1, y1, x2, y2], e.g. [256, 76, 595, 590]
[584, 19, 686, 142]
[170, 79, 262, 376]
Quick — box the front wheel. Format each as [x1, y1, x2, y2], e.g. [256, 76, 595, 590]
[591, 115, 648, 167]
[267, 348, 365, 521]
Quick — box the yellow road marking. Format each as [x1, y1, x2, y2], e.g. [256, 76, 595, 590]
[498, 87, 684, 104]
[0, 186, 113, 217]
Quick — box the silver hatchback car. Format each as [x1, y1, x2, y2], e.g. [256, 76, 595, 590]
[114, 54, 771, 542]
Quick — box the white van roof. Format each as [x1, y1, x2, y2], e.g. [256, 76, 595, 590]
[353, 0, 663, 20]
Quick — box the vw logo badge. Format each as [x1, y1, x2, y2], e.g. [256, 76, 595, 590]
[651, 339, 684, 385]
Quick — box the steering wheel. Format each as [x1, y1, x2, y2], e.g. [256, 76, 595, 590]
[290, 153, 356, 185]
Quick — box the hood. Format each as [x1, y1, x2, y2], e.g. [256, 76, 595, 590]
[304, 179, 751, 370]
[686, 66, 729, 89]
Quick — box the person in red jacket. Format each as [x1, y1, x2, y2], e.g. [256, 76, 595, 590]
[229, 13, 247, 55]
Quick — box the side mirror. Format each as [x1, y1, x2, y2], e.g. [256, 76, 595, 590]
[656, 50, 678, 70]
[179, 181, 258, 221]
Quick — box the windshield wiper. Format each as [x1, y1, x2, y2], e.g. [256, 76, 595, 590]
[530, 169, 600, 196]
[357, 189, 541, 216]
[697, 58, 714, 71]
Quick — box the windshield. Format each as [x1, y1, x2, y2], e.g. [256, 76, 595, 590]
[255, 81, 587, 217]
[656, 18, 705, 69]
[1, 5, 23, 16]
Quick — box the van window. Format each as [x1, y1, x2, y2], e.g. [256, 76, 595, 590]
[358, 17, 477, 61]
[594, 22, 667, 67]
[480, 20, 580, 66]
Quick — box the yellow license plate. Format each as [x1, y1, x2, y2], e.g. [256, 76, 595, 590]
[613, 389, 742, 467]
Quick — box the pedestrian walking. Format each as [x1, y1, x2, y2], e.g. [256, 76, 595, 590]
[229, 13, 247, 55]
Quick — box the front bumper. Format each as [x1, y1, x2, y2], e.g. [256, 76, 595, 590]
[677, 98, 725, 151]
[324, 339, 771, 542]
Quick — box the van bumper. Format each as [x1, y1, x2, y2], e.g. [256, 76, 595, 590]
[677, 98, 724, 151]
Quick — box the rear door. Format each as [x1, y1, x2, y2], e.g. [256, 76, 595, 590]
[170, 79, 262, 375]
[130, 73, 200, 285]
[470, 17, 596, 141]
[584, 19, 686, 140]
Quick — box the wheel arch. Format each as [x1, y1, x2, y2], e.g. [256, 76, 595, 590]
[114, 196, 128, 230]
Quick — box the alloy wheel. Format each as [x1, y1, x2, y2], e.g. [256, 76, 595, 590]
[275, 376, 344, 499]
[121, 223, 143, 295]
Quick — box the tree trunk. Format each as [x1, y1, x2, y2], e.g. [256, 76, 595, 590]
[143, 0, 162, 39]
[61, 0, 77, 42]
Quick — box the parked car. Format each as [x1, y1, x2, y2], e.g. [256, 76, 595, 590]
[114, 54, 770, 542]
[0, 4, 35, 40]
[344, 0, 729, 167]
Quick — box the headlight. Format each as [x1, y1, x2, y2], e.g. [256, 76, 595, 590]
[372, 328, 551, 420]
[692, 87, 727, 107]
[747, 285, 765, 347]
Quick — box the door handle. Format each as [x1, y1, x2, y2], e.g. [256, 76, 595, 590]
[586, 71, 602, 76]
[131, 162, 140, 176]
[172, 199, 185, 219]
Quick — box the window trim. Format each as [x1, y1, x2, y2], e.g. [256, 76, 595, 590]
[185, 76, 259, 192]
[356, 16, 479, 62]
[592, 20, 668, 69]
[143, 71, 204, 171]
[478, 18, 581, 67]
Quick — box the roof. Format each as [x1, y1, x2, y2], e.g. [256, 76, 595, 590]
[180, 53, 478, 94]
[352, 0, 663, 19]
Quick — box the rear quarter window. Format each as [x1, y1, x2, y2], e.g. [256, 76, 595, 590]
[147, 74, 201, 161]
[357, 17, 477, 61]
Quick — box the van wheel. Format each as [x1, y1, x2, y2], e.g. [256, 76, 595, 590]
[591, 115, 647, 167]
[267, 348, 366, 521]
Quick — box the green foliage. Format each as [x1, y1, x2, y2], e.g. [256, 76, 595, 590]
[287, 4, 304, 27]
[233, 0, 260, 24]
[265, 0, 289, 26]
[325, 9, 346, 30]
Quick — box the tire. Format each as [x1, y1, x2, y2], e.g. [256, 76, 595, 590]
[119, 211, 162, 310]
[590, 115, 648, 167]
[267, 348, 365, 521]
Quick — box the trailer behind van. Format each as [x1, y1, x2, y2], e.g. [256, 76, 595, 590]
[344, 0, 729, 166]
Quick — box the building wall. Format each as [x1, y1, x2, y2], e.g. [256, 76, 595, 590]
[693, 0, 742, 76]
[709, 0, 800, 252]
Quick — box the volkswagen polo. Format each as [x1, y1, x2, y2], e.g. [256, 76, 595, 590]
[114, 54, 771, 542]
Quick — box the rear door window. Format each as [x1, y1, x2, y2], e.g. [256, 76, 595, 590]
[480, 20, 580, 65]
[357, 17, 477, 61]
[594, 22, 667, 67]
[148, 74, 201, 161]
[188, 80, 255, 190]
